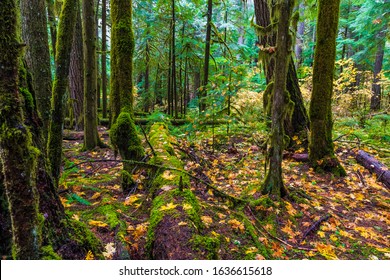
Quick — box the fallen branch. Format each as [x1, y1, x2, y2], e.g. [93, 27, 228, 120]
[355, 150, 390, 189]
[300, 214, 331, 243]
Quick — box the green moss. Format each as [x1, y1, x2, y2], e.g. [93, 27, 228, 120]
[145, 194, 167, 257]
[191, 235, 220, 260]
[241, 214, 271, 259]
[41, 245, 61, 260]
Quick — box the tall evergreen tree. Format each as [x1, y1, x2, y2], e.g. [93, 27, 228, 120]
[309, 0, 346, 176]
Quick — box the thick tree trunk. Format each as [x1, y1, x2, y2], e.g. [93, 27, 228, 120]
[82, 0, 101, 150]
[0, 0, 40, 258]
[309, 0, 345, 176]
[20, 0, 52, 138]
[261, 0, 292, 198]
[69, 1, 84, 131]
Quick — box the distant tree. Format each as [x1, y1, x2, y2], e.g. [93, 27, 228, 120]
[309, 0, 346, 176]
[69, 0, 84, 131]
[82, 0, 102, 149]
[101, 0, 108, 118]
[110, 0, 145, 192]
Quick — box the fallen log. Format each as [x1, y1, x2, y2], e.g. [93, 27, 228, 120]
[356, 150, 390, 189]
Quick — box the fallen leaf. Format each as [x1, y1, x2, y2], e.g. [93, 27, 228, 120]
[183, 203, 193, 211]
[89, 220, 109, 228]
[90, 192, 101, 200]
[160, 202, 178, 211]
[255, 254, 266, 260]
[161, 170, 176, 181]
[102, 243, 116, 260]
[178, 221, 188, 226]
[228, 219, 245, 233]
[316, 243, 338, 260]
[245, 247, 258, 254]
[85, 250, 94, 260]
[201, 216, 213, 226]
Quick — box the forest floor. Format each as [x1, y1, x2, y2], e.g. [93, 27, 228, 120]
[60, 124, 390, 260]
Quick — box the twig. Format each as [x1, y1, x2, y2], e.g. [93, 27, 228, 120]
[300, 214, 331, 243]
[140, 125, 156, 157]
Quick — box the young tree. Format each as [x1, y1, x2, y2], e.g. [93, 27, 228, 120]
[20, 0, 52, 137]
[82, 0, 102, 149]
[309, 0, 346, 176]
[261, 0, 294, 197]
[110, 0, 145, 191]
[47, 0, 77, 185]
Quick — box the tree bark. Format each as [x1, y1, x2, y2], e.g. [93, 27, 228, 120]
[294, 3, 305, 68]
[261, 0, 293, 198]
[309, 0, 345, 176]
[82, 0, 101, 150]
[101, 0, 108, 119]
[20, 0, 52, 138]
[69, 1, 84, 131]
[356, 151, 390, 189]
[47, 0, 78, 185]
[46, 0, 58, 59]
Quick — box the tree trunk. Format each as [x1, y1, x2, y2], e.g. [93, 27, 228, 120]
[69, 1, 84, 131]
[370, 30, 386, 111]
[309, 0, 346, 176]
[82, 0, 101, 150]
[294, 3, 305, 68]
[199, 0, 213, 113]
[47, 0, 78, 186]
[171, 0, 178, 118]
[254, 0, 309, 141]
[261, 0, 292, 198]
[20, 0, 52, 138]
[0, 1, 41, 259]
[96, 0, 101, 111]
[101, 0, 108, 119]
[110, 0, 145, 192]
[0, 160, 12, 257]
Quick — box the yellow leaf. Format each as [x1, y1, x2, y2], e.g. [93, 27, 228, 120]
[124, 194, 141, 206]
[90, 192, 101, 200]
[133, 223, 148, 241]
[160, 202, 178, 211]
[183, 203, 193, 211]
[316, 243, 338, 260]
[85, 250, 94, 260]
[355, 193, 364, 201]
[201, 216, 213, 226]
[245, 247, 258, 254]
[211, 231, 220, 237]
[317, 231, 326, 238]
[228, 219, 245, 233]
[330, 234, 338, 242]
[178, 221, 188, 226]
[89, 220, 109, 228]
[161, 170, 176, 181]
[72, 214, 80, 221]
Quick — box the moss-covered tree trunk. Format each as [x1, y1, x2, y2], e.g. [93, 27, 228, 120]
[309, 0, 346, 176]
[46, 0, 58, 58]
[0, 0, 41, 258]
[82, 0, 101, 149]
[47, 0, 77, 185]
[110, 0, 145, 191]
[254, 0, 309, 143]
[261, 0, 293, 198]
[20, 0, 52, 138]
[69, 0, 84, 131]
[370, 29, 386, 111]
[0, 161, 12, 257]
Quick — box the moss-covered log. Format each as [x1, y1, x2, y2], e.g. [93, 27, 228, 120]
[308, 0, 346, 176]
[47, 0, 78, 185]
[145, 123, 220, 259]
